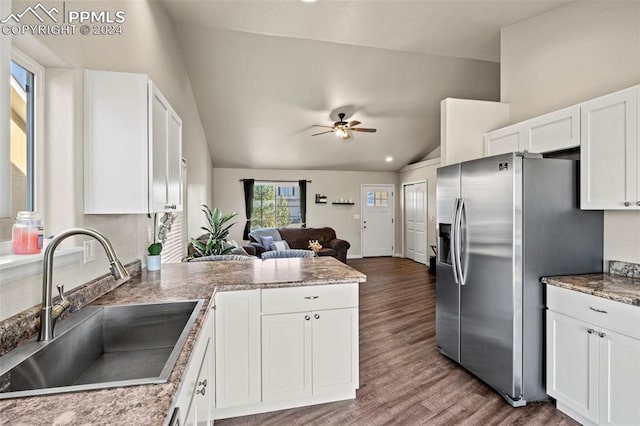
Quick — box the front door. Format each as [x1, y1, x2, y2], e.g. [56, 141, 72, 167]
[361, 184, 394, 257]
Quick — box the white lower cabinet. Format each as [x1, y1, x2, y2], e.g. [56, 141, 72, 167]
[547, 286, 640, 426]
[262, 307, 358, 402]
[214, 284, 359, 419]
[174, 303, 214, 426]
[214, 290, 261, 410]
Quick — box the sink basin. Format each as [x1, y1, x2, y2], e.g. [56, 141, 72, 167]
[0, 299, 204, 399]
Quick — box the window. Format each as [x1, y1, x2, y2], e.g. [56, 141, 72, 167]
[252, 182, 301, 229]
[0, 51, 42, 244]
[367, 191, 389, 207]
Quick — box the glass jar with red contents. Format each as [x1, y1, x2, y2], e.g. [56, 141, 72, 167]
[12, 211, 43, 254]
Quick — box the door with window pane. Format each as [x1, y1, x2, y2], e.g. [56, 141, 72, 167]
[361, 184, 394, 257]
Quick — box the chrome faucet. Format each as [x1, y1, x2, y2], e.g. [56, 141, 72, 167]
[39, 228, 131, 341]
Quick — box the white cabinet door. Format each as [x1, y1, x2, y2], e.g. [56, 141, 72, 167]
[215, 290, 261, 409]
[484, 126, 523, 156]
[312, 308, 359, 396]
[526, 106, 580, 153]
[84, 70, 149, 214]
[84, 70, 182, 214]
[167, 111, 183, 209]
[262, 312, 312, 402]
[151, 84, 170, 213]
[599, 329, 640, 426]
[546, 311, 598, 423]
[581, 88, 637, 209]
[185, 339, 211, 426]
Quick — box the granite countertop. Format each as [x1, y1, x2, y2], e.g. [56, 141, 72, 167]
[0, 257, 366, 425]
[542, 274, 640, 307]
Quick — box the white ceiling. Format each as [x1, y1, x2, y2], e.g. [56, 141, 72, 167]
[161, 0, 572, 171]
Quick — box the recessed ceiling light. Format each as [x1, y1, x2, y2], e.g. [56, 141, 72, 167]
[301, 0, 317, 2]
[385, 156, 393, 162]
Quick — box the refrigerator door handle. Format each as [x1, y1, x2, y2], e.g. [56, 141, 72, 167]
[457, 198, 467, 286]
[450, 198, 461, 284]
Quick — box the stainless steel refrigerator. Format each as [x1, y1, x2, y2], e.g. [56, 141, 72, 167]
[436, 152, 603, 407]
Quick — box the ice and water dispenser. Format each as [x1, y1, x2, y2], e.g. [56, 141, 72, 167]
[438, 223, 452, 265]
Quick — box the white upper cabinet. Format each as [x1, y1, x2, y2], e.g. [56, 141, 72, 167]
[84, 70, 182, 214]
[484, 105, 580, 156]
[525, 106, 580, 153]
[580, 87, 638, 210]
[484, 125, 524, 156]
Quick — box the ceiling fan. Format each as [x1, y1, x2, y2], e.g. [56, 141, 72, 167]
[311, 113, 377, 140]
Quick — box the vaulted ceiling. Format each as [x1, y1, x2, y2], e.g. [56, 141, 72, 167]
[160, 0, 572, 171]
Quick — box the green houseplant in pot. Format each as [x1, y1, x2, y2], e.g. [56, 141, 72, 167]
[186, 205, 238, 261]
[147, 241, 162, 271]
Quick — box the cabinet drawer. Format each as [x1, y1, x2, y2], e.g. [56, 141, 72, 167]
[261, 283, 358, 314]
[547, 286, 640, 339]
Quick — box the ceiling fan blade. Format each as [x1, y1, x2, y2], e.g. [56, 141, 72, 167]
[312, 125, 335, 129]
[348, 121, 361, 128]
[351, 128, 377, 133]
[311, 130, 335, 136]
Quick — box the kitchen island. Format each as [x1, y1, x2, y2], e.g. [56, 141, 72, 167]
[0, 257, 366, 425]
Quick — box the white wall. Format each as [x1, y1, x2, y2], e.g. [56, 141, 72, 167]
[0, 0, 212, 320]
[213, 168, 398, 257]
[500, 1, 640, 265]
[0, 0, 10, 218]
[440, 98, 510, 165]
[398, 158, 440, 258]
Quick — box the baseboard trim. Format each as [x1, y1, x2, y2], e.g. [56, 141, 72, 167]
[347, 254, 363, 259]
[214, 390, 356, 420]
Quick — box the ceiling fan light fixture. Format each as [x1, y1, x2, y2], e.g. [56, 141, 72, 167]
[336, 128, 348, 139]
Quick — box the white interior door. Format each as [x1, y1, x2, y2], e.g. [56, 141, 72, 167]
[404, 182, 427, 264]
[404, 185, 416, 260]
[361, 184, 394, 257]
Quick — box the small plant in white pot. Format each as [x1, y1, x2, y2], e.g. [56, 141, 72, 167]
[147, 241, 163, 271]
[147, 212, 176, 271]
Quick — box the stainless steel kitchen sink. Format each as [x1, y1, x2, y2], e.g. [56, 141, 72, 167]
[0, 299, 204, 399]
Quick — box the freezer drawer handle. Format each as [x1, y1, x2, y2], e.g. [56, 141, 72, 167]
[589, 307, 608, 314]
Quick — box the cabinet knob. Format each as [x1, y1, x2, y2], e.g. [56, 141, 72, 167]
[314, 314, 320, 319]
[598, 332, 606, 338]
[637, 201, 640, 206]
[305, 315, 310, 320]
[624, 201, 631, 207]
[196, 386, 206, 396]
[198, 379, 207, 387]
[587, 328, 595, 334]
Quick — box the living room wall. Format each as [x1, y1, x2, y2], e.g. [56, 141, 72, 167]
[212, 168, 398, 258]
[500, 0, 640, 265]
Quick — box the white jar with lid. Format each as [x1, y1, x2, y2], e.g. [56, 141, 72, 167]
[12, 211, 43, 254]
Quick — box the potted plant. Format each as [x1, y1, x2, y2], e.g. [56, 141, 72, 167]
[147, 212, 176, 271]
[147, 241, 162, 271]
[186, 205, 238, 261]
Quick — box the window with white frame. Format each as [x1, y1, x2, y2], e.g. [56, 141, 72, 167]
[0, 50, 44, 245]
[251, 182, 301, 229]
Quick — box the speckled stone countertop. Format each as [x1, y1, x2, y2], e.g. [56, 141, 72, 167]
[0, 257, 366, 426]
[542, 261, 640, 306]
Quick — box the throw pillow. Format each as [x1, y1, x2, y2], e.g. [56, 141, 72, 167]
[260, 235, 275, 251]
[269, 240, 290, 251]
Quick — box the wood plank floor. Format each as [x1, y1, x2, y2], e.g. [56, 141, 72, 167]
[217, 257, 578, 425]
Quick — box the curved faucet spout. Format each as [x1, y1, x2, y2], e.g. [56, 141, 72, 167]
[39, 228, 131, 341]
